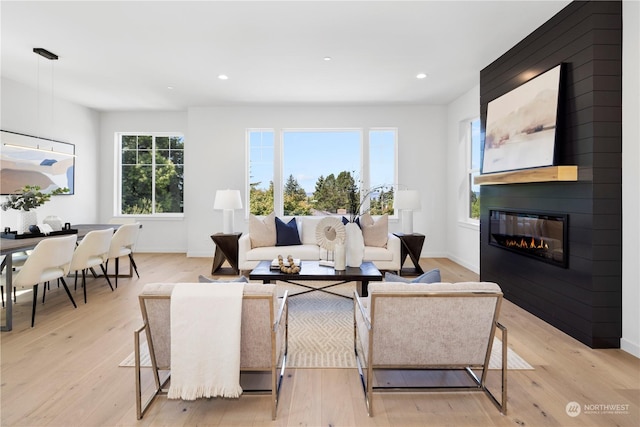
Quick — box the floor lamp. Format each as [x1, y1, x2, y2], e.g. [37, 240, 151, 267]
[394, 190, 421, 234]
[214, 189, 243, 234]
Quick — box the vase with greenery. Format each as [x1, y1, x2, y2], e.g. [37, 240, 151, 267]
[1, 185, 68, 233]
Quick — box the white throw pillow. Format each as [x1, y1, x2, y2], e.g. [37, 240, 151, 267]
[360, 213, 388, 247]
[249, 212, 276, 248]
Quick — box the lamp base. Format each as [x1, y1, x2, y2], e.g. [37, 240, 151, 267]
[222, 209, 234, 234]
[400, 210, 414, 235]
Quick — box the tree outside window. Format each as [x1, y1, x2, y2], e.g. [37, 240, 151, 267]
[119, 133, 184, 215]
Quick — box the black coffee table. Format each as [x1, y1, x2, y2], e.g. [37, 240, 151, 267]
[249, 260, 382, 298]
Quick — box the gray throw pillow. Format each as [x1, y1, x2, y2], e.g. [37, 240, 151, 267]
[198, 274, 248, 283]
[384, 268, 441, 284]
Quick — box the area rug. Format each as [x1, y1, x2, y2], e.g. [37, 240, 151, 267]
[120, 281, 533, 370]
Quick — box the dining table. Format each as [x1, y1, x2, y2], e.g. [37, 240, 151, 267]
[1, 224, 119, 331]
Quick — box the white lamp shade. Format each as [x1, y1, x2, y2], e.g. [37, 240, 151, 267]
[394, 190, 421, 211]
[214, 189, 243, 210]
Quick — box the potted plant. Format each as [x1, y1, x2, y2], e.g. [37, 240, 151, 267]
[1, 185, 68, 233]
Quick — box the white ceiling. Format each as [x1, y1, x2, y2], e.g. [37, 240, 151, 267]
[1, 1, 571, 112]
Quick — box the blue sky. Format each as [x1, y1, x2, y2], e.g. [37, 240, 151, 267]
[250, 130, 394, 194]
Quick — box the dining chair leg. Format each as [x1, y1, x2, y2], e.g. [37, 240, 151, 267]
[42, 281, 48, 304]
[1, 286, 4, 307]
[75, 271, 79, 290]
[82, 269, 87, 304]
[31, 284, 38, 327]
[129, 254, 140, 278]
[59, 277, 77, 308]
[99, 264, 114, 291]
[115, 258, 119, 288]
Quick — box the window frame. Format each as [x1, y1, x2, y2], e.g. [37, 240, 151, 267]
[115, 132, 185, 218]
[466, 118, 481, 224]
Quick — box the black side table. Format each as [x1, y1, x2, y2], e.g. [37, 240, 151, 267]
[210, 232, 242, 275]
[393, 233, 425, 276]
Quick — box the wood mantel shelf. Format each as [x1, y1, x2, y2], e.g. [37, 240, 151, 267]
[474, 166, 578, 185]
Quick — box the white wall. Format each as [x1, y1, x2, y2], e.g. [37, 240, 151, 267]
[621, 0, 640, 358]
[1, 77, 100, 227]
[186, 105, 447, 257]
[445, 85, 480, 273]
[98, 111, 188, 253]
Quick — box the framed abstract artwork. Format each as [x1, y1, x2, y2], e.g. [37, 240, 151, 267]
[1, 130, 75, 194]
[482, 64, 564, 174]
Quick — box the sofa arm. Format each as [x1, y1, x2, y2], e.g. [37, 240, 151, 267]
[238, 233, 252, 270]
[386, 233, 401, 271]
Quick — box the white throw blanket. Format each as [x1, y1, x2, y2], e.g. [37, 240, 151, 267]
[168, 283, 244, 400]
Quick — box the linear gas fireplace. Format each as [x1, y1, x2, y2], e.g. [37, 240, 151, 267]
[489, 209, 568, 268]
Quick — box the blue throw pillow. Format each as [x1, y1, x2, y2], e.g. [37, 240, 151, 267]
[384, 268, 441, 284]
[198, 275, 248, 283]
[275, 217, 302, 246]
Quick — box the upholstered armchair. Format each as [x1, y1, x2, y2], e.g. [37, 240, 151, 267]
[135, 282, 288, 420]
[354, 281, 507, 416]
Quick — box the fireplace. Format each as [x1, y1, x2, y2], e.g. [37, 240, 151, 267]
[489, 209, 568, 268]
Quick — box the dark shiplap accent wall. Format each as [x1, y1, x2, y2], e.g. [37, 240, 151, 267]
[479, 1, 622, 348]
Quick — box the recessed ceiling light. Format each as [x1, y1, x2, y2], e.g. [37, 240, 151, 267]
[218, 74, 229, 80]
[167, 86, 174, 90]
[416, 73, 428, 79]
[324, 57, 332, 61]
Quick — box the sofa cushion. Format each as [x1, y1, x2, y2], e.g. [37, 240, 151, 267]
[384, 268, 441, 284]
[360, 213, 388, 247]
[301, 216, 324, 245]
[275, 217, 302, 246]
[249, 212, 276, 248]
[246, 244, 320, 261]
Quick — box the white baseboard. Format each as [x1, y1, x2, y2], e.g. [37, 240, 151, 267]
[621, 338, 640, 359]
[446, 253, 480, 275]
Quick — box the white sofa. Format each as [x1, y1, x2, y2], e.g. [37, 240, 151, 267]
[238, 216, 401, 272]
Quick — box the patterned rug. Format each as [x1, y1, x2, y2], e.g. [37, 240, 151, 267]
[120, 280, 532, 370]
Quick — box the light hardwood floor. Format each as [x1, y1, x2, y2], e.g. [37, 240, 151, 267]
[1, 254, 638, 426]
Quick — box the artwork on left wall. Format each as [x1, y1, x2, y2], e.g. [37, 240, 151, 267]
[0, 130, 75, 195]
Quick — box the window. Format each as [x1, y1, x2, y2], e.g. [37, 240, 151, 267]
[247, 128, 397, 217]
[247, 130, 274, 216]
[118, 133, 184, 215]
[468, 119, 481, 220]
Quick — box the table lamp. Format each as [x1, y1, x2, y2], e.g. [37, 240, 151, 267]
[214, 189, 243, 234]
[394, 190, 421, 234]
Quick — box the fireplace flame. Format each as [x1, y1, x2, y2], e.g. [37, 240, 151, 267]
[505, 237, 549, 250]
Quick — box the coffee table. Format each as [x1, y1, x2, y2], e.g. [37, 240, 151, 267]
[249, 260, 383, 298]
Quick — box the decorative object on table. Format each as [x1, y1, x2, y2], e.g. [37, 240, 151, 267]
[1, 185, 69, 233]
[43, 215, 63, 231]
[315, 217, 346, 268]
[213, 189, 243, 234]
[277, 255, 300, 274]
[334, 242, 346, 270]
[341, 176, 393, 268]
[394, 189, 421, 234]
[345, 222, 364, 268]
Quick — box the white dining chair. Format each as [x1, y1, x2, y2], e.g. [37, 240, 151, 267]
[106, 223, 141, 288]
[69, 228, 114, 303]
[12, 235, 78, 327]
[1, 252, 29, 307]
